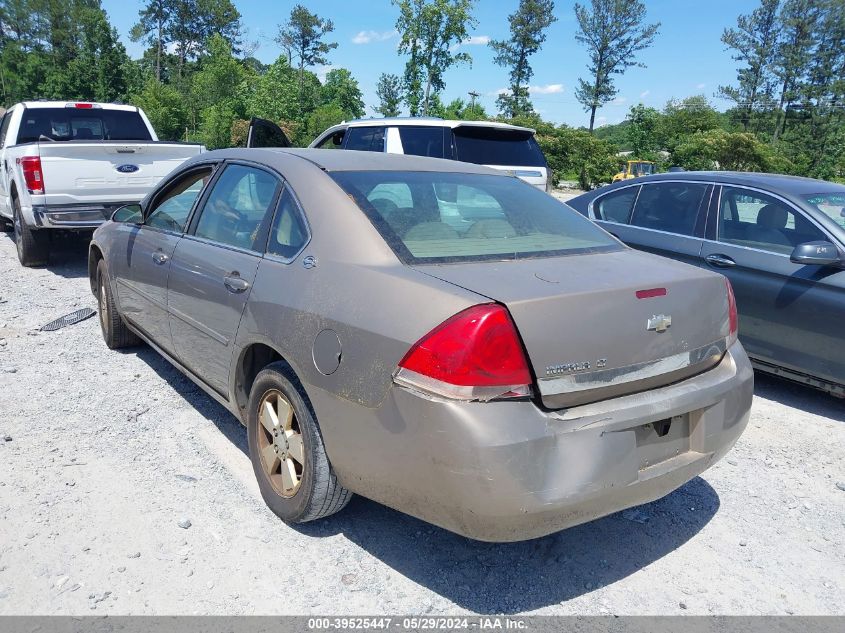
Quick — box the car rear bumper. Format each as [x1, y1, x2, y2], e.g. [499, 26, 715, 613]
[32, 204, 133, 229]
[315, 342, 753, 542]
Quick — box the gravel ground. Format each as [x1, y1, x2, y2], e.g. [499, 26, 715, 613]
[0, 230, 843, 616]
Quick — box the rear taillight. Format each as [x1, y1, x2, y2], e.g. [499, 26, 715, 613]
[18, 157, 44, 194]
[394, 304, 532, 401]
[725, 278, 738, 346]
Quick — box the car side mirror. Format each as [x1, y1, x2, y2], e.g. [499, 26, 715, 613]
[111, 204, 143, 224]
[789, 240, 841, 267]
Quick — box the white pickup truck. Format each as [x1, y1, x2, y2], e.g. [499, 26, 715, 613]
[0, 101, 204, 266]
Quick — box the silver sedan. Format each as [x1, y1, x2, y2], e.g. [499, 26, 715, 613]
[89, 149, 752, 542]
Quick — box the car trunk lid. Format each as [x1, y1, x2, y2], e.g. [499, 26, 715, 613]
[414, 249, 731, 408]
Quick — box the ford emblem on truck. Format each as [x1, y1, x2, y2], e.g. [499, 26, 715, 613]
[116, 164, 139, 173]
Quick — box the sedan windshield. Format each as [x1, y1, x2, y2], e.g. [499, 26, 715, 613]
[331, 171, 621, 264]
[804, 192, 845, 230]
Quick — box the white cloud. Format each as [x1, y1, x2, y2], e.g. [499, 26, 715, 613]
[529, 83, 564, 95]
[640, 90, 650, 98]
[463, 35, 490, 45]
[489, 87, 510, 96]
[696, 83, 707, 90]
[352, 29, 397, 44]
[611, 96, 627, 106]
[596, 116, 608, 127]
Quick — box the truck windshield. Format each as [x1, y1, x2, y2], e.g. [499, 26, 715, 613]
[16, 108, 153, 144]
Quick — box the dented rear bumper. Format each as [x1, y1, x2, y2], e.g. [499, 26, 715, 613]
[314, 342, 753, 542]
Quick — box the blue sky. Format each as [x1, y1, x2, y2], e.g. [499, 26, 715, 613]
[102, 0, 756, 128]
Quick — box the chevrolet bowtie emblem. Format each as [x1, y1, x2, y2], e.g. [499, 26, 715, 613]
[647, 314, 672, 333]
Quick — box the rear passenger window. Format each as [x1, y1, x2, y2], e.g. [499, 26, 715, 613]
[267, 188, 308, 259]
[630, 182, 708, 236]
[194, 165, 280, 251]
[397, 127, 444, 158]
[344, 127, 385, 152]
[595, 187, 638, 223]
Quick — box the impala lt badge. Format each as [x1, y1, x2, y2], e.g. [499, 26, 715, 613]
[647, 314, 672, 333]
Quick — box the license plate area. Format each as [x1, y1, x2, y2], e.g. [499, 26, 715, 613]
[635, 413, 690, 470]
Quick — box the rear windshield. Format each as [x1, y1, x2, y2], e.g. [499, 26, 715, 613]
[16, 108, 152, 144]
[331, 171, 620, 264]
[452, 127, 546, 167]
[804, 192, 845, 230]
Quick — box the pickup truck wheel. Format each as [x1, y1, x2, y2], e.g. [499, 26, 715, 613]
[96, 260, 140, 349]
[247, 363, 352, 524]
[13, 199, 48, 267]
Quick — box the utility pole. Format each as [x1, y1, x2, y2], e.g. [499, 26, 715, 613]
[468, 90, 479, 110]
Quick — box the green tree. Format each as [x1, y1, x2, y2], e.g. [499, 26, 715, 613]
[772, 0, 821, 142]
[190, 34, 249, 147]
[167, 0, 241, 78]
[489, 0, 557, 118]
[375, 73, 403, 117]
[302, 103, 345, 145]
[625, 103, 661, 156]
[130, 0, 171, 82]
[243, 56, 303, 122]
[672, 128, 793, 172]
[130, 77, 189, 140]
[393, 0, 477, 116]
[276, 5, 337, 116]
[718, 0, 780, 131]
[659, 95, 722, 151]
[321, 68, 364, 119]
[573, 0, 660, 132]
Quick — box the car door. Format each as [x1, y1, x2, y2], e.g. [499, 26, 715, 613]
[700, 185, 845, 384]
[246, 117, 291, 148]
[167, 162, 282, 395]
[112, 164, 216, 353]
[595, 181, 713, 267]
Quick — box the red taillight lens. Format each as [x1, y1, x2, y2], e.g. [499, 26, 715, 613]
[725, 278, 738, 344]
[396, 304, 532, 400]
[18, 157, 44, 194]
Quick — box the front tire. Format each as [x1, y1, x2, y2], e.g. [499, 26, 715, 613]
[96, 259, 140, 349]
[247, 363, 351, 523]
[13, 198, 48, 267]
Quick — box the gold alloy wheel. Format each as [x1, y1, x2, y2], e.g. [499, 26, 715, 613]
[257, 389, 305, 498]
[99, 277, 108, 331]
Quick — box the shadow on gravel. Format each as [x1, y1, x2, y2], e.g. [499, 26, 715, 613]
[298, 477, 719, 613]
[0, 231, 90, 279]
[132, 346, 248, 453]
[754, 371, 845, 423]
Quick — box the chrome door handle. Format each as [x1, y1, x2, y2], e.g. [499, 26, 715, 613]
[705, 253, 736, 268]
[152, 251, 169, 265]
[223, 275, 250, 293]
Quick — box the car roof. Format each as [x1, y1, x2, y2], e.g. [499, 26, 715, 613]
[199, 147, 508, 176]
[321, 117, 535, 134]
[611, 171, 845, 196]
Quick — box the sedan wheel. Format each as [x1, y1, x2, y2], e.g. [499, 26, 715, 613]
[247, 362, 352, 523]
[257, 389, 305, 498]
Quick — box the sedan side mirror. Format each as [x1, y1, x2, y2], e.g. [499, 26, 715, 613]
[111, 204, 143, 224]
[790, 240, 841, 267]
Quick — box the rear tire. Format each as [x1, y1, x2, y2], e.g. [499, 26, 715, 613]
[247, 362, 352, 524]
[13, 198, 49, 267]
[96, 259, 140, 349]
